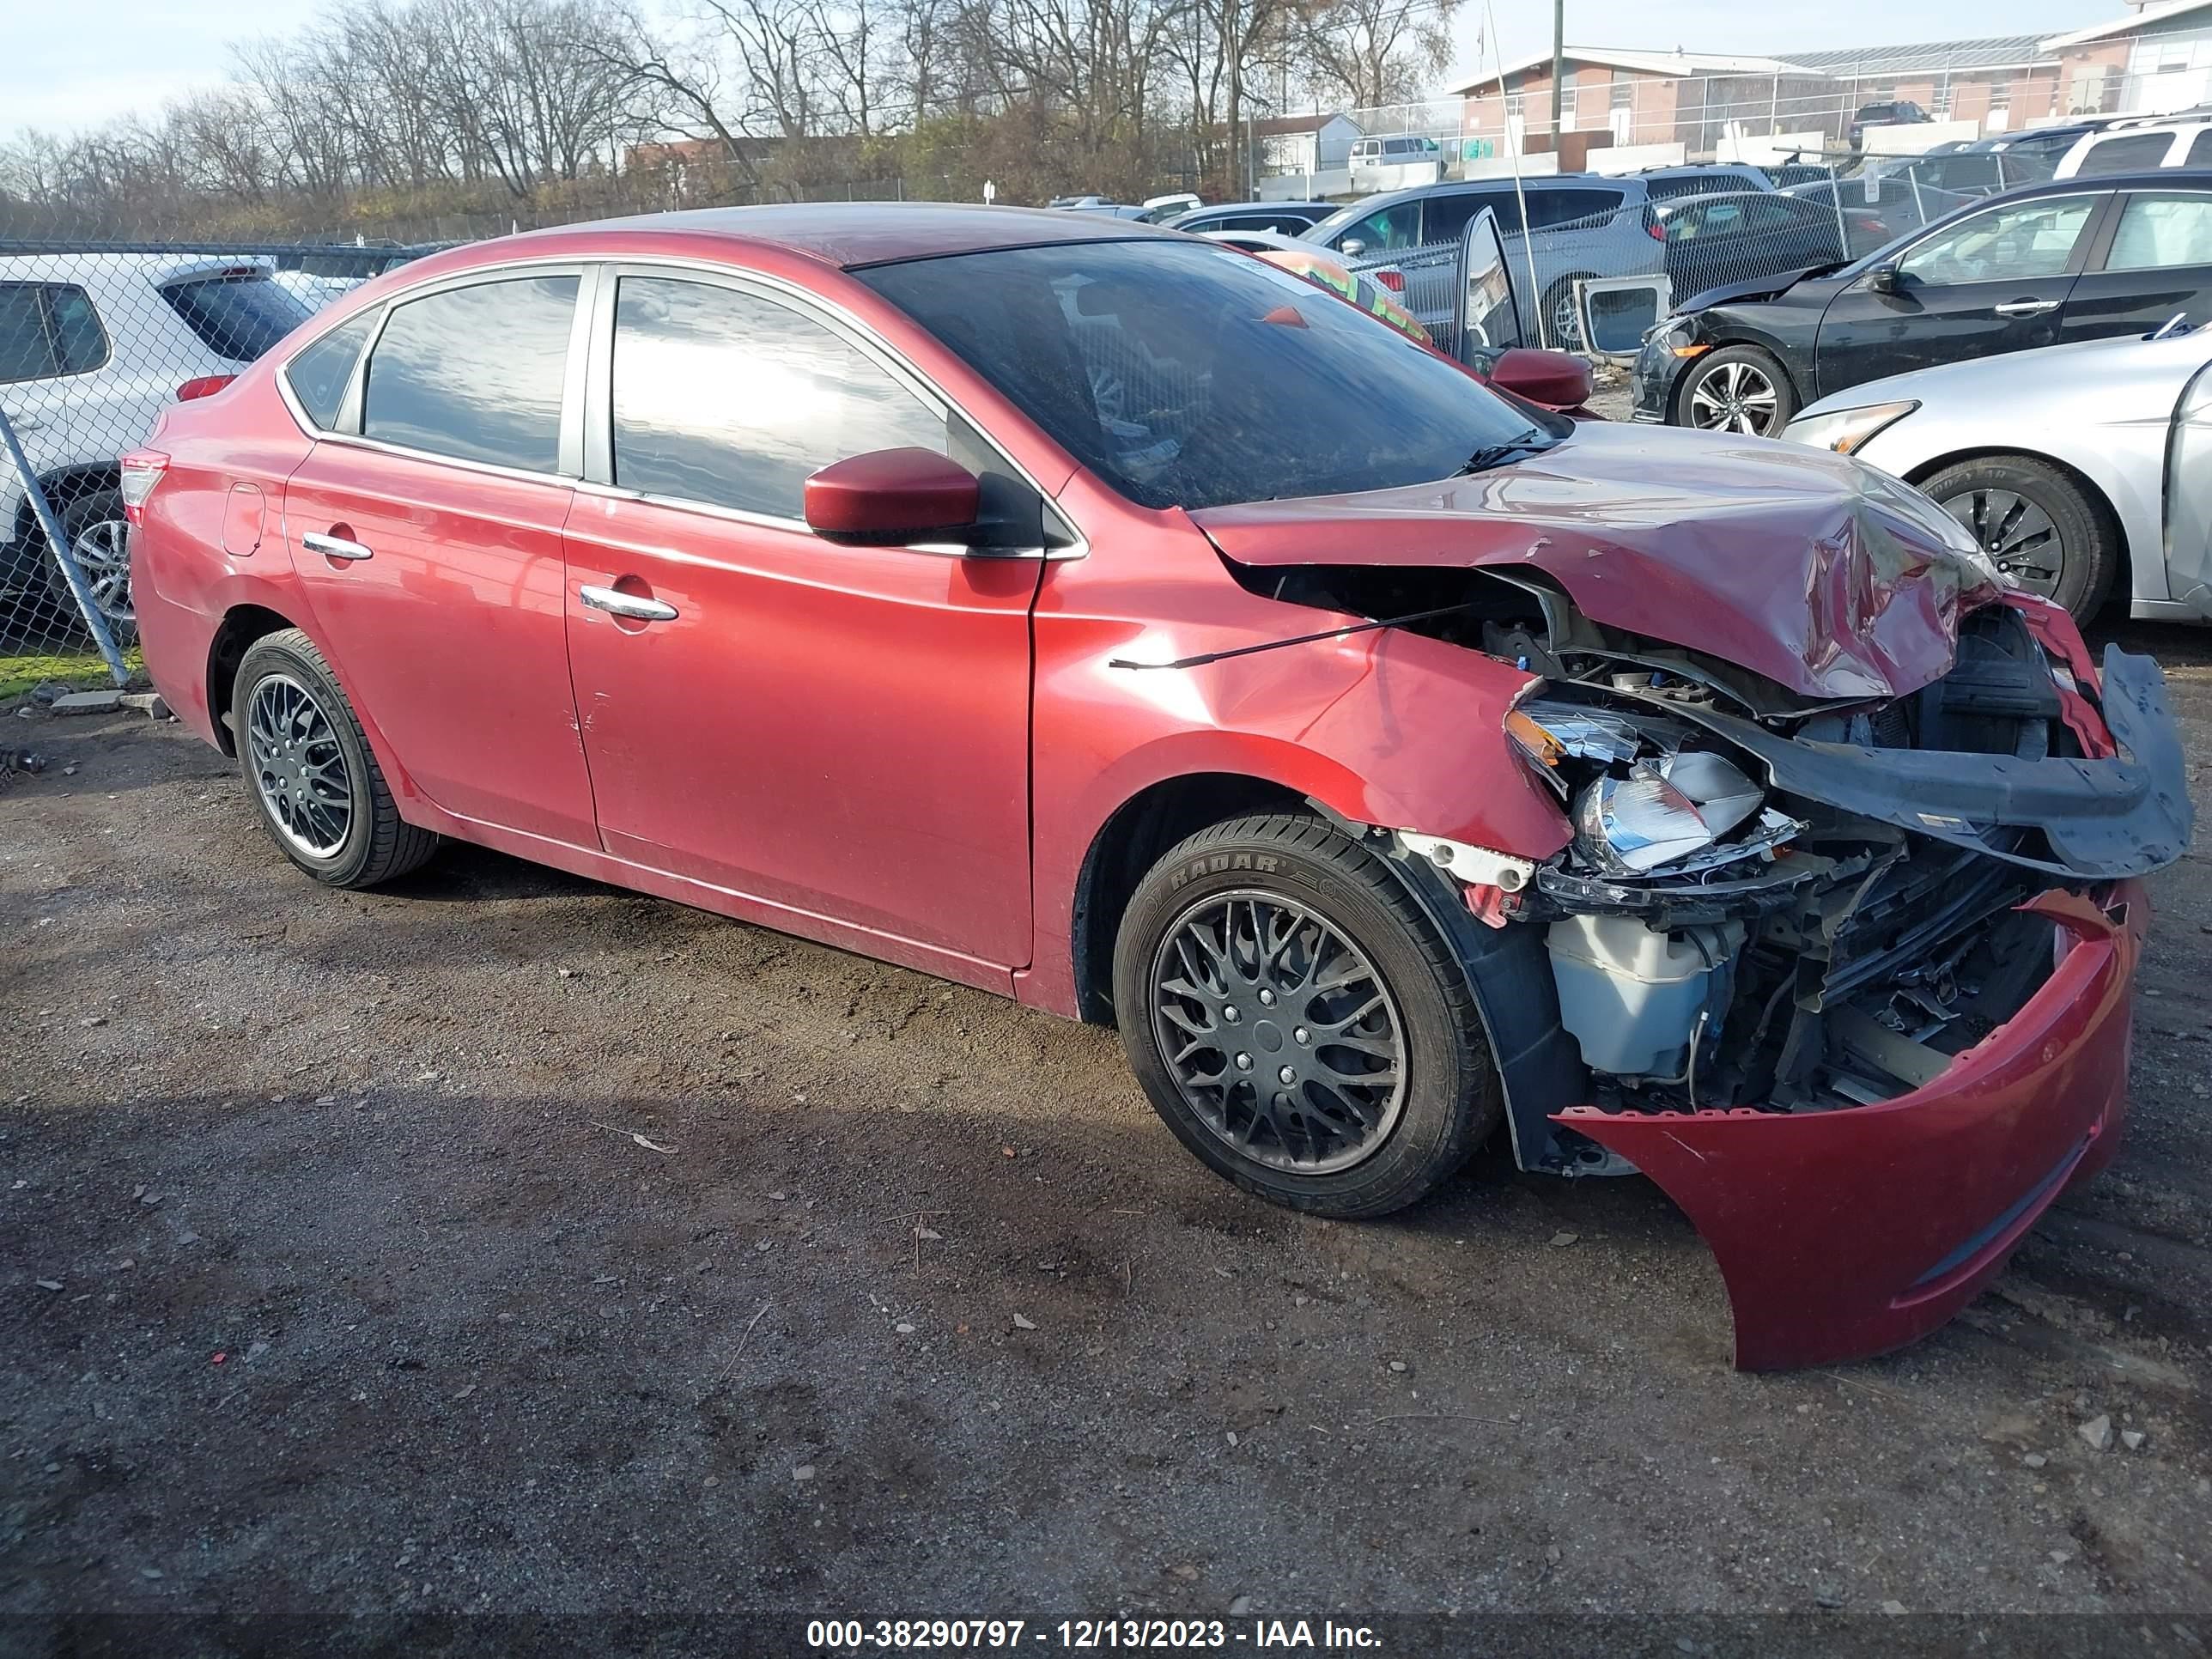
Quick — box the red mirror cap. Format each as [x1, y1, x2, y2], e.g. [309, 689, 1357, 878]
[804, 447, 981, 544]
[1486, 347, 1593, 410]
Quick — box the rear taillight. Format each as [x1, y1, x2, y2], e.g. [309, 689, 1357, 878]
[118, 450, 170, 526]
[1646, 218, 1668, 240]
[175, 375, 235, 402]
[1373, 267, 1406, 293]
[1853, 216, 1885, 234]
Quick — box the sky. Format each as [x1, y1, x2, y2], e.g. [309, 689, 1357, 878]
[0, 0, 2136, 139]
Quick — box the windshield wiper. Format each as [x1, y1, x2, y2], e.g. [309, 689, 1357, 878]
[1457, 434, 1553, 475]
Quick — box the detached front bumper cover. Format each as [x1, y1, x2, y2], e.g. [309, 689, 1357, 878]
[1559, 886, 2143, 1370]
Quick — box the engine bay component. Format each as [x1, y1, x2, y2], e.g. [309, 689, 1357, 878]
[1390, 830, 1537, 892]
[1547, 915, 1743, 1079]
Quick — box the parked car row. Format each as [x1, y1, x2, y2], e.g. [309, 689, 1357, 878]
[118, 201, 2191, 1374]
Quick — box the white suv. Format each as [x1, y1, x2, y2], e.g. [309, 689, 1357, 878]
[2055, 118, 2212, 179]
[2, 255, 313, 644]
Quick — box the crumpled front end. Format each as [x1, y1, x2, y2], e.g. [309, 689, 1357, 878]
[1484, 592, 2188, 1368]
[1294, 564, 2190, 1369]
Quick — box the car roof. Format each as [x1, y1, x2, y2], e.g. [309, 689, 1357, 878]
[1331, 173, 1644, 211]
[1174, 201, 1329, 216]
[1653, 189, 1796, 211]
[490, 203, 1181, 270]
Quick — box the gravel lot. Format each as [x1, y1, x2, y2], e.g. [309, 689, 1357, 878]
[3, 621, 2210, 1651]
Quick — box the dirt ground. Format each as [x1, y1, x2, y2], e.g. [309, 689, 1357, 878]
[3, 621, 2211, 1654]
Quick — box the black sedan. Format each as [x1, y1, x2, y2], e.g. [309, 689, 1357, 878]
[1634, 172, 2212, 436]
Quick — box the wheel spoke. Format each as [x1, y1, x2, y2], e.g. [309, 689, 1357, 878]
[1149, 887, 1406, 1176]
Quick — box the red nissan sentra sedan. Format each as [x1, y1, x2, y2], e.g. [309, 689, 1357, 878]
[122, 205, 2192, 1370]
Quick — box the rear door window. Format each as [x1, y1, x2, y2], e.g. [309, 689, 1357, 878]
[2075, 131, 2178, 175]
[0, 283, 106, 383]
[609, 276, 947, 520]
[2188, 129, 2212, 167]
[160, 271, 313, 362]
[1528, 187, 1626, 228]
[46, 286, 106, 374]
[362, 274, 578, 471]
[2104, 192, 2212, 270]
[0, 285, 51, 383]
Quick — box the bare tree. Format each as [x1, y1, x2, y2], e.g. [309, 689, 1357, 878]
[1294, 0, 1458, 111]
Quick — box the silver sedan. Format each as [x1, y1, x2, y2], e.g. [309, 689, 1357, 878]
[1783, 323, 2212, 623]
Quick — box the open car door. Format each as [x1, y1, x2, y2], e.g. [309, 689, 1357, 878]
[1453, 206, 1526, 366]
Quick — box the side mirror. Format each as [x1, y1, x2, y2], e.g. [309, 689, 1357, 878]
[1867, 263, 1901, 295]
[1339, 237, 1368, 259]
[1485, 346, 1593, 410]
[804, 448, 981, 547]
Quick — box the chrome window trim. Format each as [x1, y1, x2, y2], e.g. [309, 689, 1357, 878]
[276, 246, 1089, 561]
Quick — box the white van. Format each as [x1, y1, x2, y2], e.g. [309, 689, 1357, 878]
[2055, 118, 2212, 179]
[1349, 135, 1446, 191]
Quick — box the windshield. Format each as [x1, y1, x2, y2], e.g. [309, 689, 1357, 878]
[856, 240, 1554, 511]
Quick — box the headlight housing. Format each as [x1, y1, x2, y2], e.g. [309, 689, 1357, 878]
[1780, 398, 1918, 456]
[1571, 752, 1765, 876]
[1508, 698, 1799, 879]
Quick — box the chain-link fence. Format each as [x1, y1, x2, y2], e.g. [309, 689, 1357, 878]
[0, 240, 427, 690]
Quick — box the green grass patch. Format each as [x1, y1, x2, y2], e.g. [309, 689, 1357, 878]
[1, 647, 139, 703]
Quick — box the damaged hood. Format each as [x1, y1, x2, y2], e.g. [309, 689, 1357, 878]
[1192, 422, 2002, 702]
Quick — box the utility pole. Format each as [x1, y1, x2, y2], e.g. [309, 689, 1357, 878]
[1551, 0, 1565, 142]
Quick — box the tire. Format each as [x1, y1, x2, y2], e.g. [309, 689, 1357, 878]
[1111, 814, 1501, 1218]
[1918, 455, 2115, 621]
[41, 488, 138, 647]
[233, 629, 439, 888]
[1541, 275, 1596, 351]
[1675, 344, 1798, 437]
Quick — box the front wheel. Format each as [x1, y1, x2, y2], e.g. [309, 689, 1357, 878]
[1677, 345, 1797, 436]
[1919, 455, 2115, 621]
[1111, 815, 1501, 1218]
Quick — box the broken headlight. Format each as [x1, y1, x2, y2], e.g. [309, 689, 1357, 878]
[1571, 752, 1764, 875]
[1509, 697, 1801, 878]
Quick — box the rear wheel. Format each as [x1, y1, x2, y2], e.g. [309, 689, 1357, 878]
[234, 629, 438, 888]
[1678, 345, 1797, 436]
[1542, 274, 1596, 351]
[40, 489, 137, 647]
[1112, 814, 1500, 1218]
[1920, 455, 2115, 621]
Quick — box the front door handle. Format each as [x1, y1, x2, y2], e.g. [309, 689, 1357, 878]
[303, 531, 373, 562]
[2, 410, 41, 432]
[580, 584, 678, 623]
[1993, 299, 2060, 319]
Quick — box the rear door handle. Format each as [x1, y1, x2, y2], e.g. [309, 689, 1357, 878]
[580, 584, 678, 623]
[302, 531, 373, 562]
[1993, 300, 2060, 318]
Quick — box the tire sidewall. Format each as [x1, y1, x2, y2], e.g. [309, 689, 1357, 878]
[1112, 825, 1487, 1215]
[234, 636, 380, 885]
